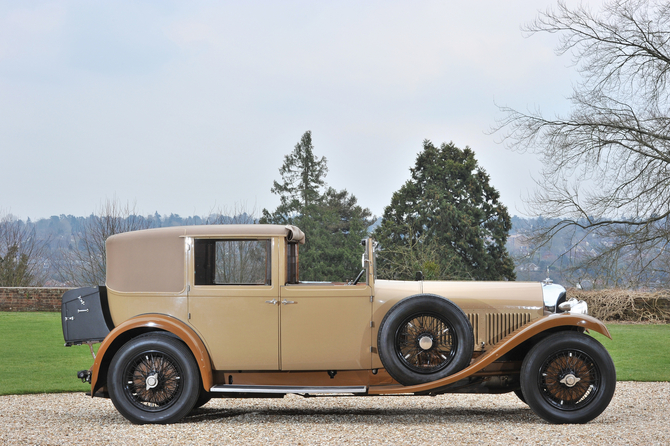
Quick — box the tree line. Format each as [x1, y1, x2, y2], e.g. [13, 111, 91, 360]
[2, 204, 661, 289]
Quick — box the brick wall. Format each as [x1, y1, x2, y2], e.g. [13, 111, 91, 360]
[0, 287, 72, 312]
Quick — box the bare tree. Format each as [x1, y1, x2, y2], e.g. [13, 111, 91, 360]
[57, 200, 152, 286]
[0, 213, 50, 286]
[496, 0, 670, 287]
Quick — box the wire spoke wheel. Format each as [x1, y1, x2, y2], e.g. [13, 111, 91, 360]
[109, 334, 200, 424]
[123, 351, 184, 411]
[539, 349, 600, 411]
[395, 313, 457, 373]
[520, 331, 616, 424]
[378, 295, 473, 386]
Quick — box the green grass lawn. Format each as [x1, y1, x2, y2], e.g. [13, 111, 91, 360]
[0, 312, 96, 395]
[0, 312, 668, 396]
[590, 323, 670, 381]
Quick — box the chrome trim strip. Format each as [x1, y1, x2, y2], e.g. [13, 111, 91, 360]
[209, 385, 368, 394]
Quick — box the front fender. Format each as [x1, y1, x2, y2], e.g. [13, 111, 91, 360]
[369, 313, 611, 395]
[91, 314, 214, 395]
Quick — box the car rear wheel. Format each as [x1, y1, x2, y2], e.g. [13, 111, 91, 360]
[377, 294, 474, 386]
[520, 331, 616, 424]
[108, 333, 200, 424]
[193, 389, 212, 409]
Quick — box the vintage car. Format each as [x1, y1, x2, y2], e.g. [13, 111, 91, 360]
[61, 224, 616, 425]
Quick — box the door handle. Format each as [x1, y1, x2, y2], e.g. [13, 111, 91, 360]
[265, 299, 278, 305]
[281, 299, 296, 305]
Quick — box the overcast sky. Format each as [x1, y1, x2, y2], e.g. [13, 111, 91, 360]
[0, 0, 600, 221]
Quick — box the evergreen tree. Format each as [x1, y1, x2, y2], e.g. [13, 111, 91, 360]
[262, 131, 373, 281]
[296, 188, 373, 281]
[0, 245, 33, 286]
[263, 130, 328, 224]
[0, 214, 47, 286]
[375, 140, 515, 281]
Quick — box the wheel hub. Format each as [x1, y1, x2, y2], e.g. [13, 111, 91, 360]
[418, 335, 433, 350]
[559, 373, 581, 388]
[145, 373, 159, 391]
[395, 312, 457, 374]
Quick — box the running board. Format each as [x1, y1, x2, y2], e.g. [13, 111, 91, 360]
[209, 385, 367, 394]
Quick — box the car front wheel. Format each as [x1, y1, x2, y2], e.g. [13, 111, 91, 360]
[108, 333, 200, 424]
[520, 331, 616, 424]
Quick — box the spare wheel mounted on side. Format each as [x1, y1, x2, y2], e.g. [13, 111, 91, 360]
[377, 294, 475, 386]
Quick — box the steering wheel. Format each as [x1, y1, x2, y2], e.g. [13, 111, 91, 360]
[351, 269, 365, 285]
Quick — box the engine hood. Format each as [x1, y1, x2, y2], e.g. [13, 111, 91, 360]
[374, 279, 544, 315]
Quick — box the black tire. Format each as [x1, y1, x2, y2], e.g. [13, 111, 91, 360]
[108, 333, 200, 424]
[514, 388, 527, 404]
[193, 389, 212, 409]
[520, 331, 616, 424]
[377, 294, 474, 386]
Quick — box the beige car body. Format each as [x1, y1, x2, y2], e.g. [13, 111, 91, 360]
[77, 224, 608, 394]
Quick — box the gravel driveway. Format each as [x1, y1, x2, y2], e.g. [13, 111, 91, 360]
[1, 382, 668, 445]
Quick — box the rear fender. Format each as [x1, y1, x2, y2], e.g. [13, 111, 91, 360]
[91, 314, 213, 396]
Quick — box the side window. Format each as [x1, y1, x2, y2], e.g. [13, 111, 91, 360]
[286, 242, 299, 284]
[194, 239, 271, 285]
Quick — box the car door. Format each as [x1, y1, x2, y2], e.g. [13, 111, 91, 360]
[187, 237, 280, 370]
[279, 283, 372, 370]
